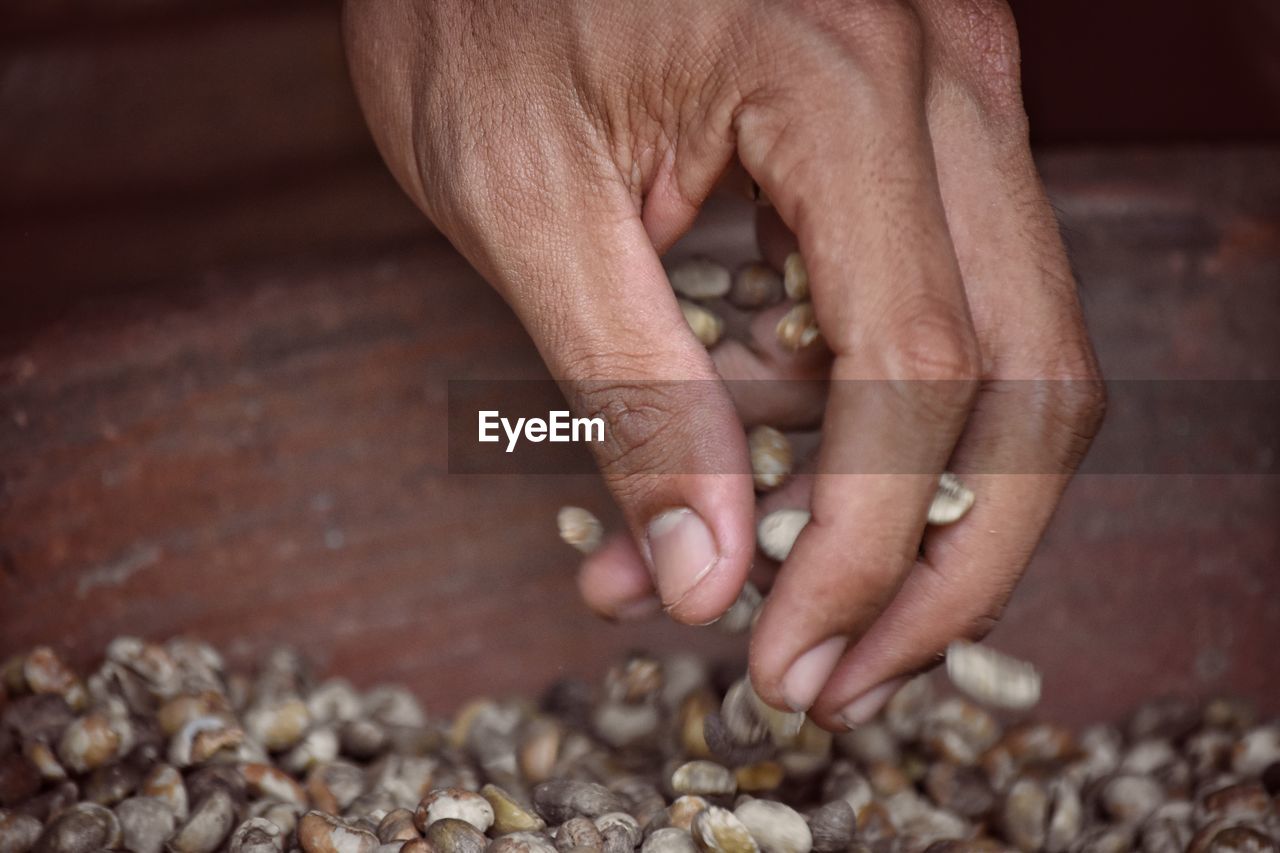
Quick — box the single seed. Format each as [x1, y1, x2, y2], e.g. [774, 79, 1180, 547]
[733, 800, 811, 853]
[775, 303, 819, 351]
[671, 761, 736, 797]
[782, 254, 808, 301]
[643, 828, 698, 853]
[945, 640, 1041, 711]
[416, 788, 495, 834]
[229, 818, 284, 853]
[729, 264, 783, 309]
[669, 258, 732, 301]
[681, 301, 725, 348]
[712, 584, 762, 636]
[481, 785, 544, 836]
[928, 473, 975, 526]
[748, 427, 792, 492]
[756, 510, 810, 562]
[691, 806, 758, 853]
[557, 507, 603, 555]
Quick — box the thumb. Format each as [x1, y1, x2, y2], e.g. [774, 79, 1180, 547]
[480, 183, 756, 625]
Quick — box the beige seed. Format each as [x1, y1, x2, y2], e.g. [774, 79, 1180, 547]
[669, 258, 732, 300]
[729, 264, 784, 309]
[945, 640, 1042, 711]
[733, 799, 812, 853]
[416, 788, 495, 834]
[671, 761, 737, 797]
[748, 426, 792, 492]
[556, 507, 603, 555]
[692, 806, 759, 853]
[928, 473, 975, 525]
[757, 509, 810, 562]
[681, 301, 725, 348]
[775, 303, 819, 351]
[713, 583, 762, 636]
[783, 253, 809, 301]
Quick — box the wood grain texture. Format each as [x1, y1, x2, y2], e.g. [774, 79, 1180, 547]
[1, 149, 1278, 724]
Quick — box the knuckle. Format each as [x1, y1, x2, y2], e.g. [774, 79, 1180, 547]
[878, 295, 982, 382]
[567, 379, 703, 497]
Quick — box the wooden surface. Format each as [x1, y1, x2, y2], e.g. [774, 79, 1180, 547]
[2, 148, 1278, 724]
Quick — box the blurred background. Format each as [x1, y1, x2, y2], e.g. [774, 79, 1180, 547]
[1, 0, 1278, 723]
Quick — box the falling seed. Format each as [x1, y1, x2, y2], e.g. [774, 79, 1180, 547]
[775, 303, 820, 351]
[681, 301, 725, 348]
[928, 473, 975, 525]
[945, 640, 1042, 711]
[669, 258, 732, 301]
[757, 509, 810, 562]
[783, 254, 809, 301]
[557, 506, 603, 555]
[748, 426, 792, 492]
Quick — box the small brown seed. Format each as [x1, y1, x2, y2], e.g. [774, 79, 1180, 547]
[999, 776, 1048, 853]
[944, 641, 1041, 712]
[297, 812, 378, 853]
[1201, 782, 1271, 821]
[666, 798, 709, 833]
[169, 789, 236, 853]
[489, 832, 558, 853]
[681, 301, 725, 348]
[426, 821, 488, 853]
[756, 510, 809, 563]
[481, 786, 544, 836]
[114, 798, 176, 853]
[748, 427, 792, 492]
[1099, 774, 1164, 825]
[782, 254, 808, 301]
[23, 648, 87, 711]
[556, 816, 602, 852]
[0, 810, 43, 853]
[532, 781, 624, 825]
[32, 803, 121, 853]
[1233, 726, 1280, 776]
[57, 714, 121, 775]
[927, 473, 976, 526]
[805, 802, 853, 853]
[140, 765, 187, 822]
[376, 809, 420, 844]
[244, 698, 311, 752]
[669, 258, 732, 301]
[642, 829, 697, 853]
[671, 762, 736, 798]
[728, 264, 783, 310]
[307, 762, 366, 815]
[228, 818, 284, 853]
[775, 303, 819, 351]
[691, 807, 758, 853]
[416, 789, 495, 834]
[557, 508, 603, 556]
[732, 800, 810, 853]
[594, 813, 641, 853]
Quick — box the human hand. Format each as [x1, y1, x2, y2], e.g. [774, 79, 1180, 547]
[343, 0, 1105, 728]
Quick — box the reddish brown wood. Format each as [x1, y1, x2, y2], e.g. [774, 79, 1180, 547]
[2, 149, 1277, 724]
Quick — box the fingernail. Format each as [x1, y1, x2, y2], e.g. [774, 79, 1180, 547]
[646, 507, 718, 607]
[780, 636, 847, 712]
[838, 678, 906, 729]
[614, 596, 662, 622]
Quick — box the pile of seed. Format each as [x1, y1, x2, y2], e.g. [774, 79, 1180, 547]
[1, 640, 1277, 853]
